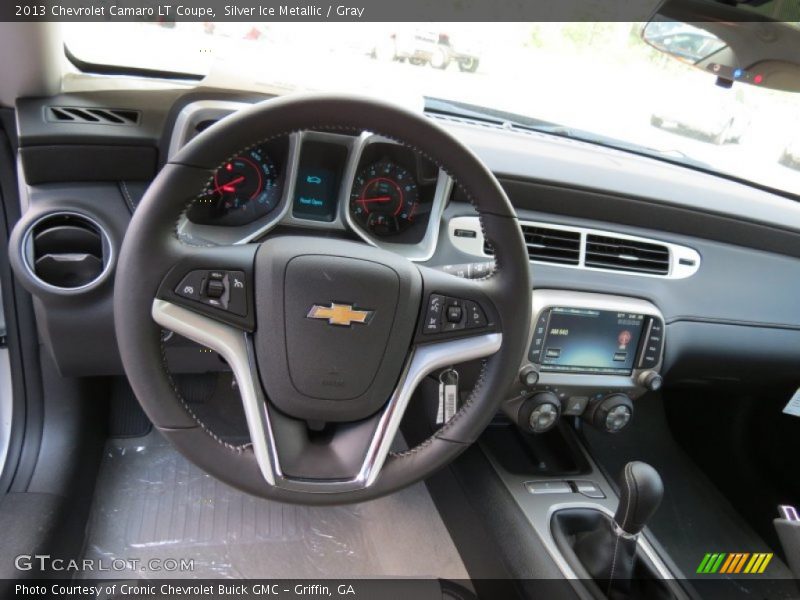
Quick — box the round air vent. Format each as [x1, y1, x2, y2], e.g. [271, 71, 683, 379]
[22, 212, 112, 292]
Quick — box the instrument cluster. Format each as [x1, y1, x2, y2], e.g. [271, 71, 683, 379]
[185, 133, 441, 248]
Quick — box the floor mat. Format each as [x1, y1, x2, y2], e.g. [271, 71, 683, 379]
[81, 432, 469, 580]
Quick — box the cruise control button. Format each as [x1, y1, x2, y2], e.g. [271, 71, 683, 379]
[464, 300, 487, 328]
[175, 271, 205, 301]
[423, 294, 445, 334]
[226, 271, 247, 317]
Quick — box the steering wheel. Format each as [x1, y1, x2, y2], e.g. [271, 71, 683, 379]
[115, 94, 531, 504]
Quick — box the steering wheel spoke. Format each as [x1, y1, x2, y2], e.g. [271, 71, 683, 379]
[414, 263, 502, 343]
[155, 242, 258, 331]
[152, 294, 501, 493]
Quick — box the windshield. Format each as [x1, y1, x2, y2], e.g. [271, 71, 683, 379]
[63, 22, 800, 196]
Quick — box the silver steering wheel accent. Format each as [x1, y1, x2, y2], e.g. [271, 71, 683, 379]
[153, 298, 501, 493]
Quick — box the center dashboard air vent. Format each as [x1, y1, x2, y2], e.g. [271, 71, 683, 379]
[450, 216, 700, 279]
[46, 106, 141, 126]
[585, 234, 670, 275]
[521, 224, 581, 265]
[22, 213, 112, 291]
[484, 223, 581, 265]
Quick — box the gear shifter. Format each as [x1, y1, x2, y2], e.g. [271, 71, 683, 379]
[613, 461, 664, 536]
[572, 462, 664, 599]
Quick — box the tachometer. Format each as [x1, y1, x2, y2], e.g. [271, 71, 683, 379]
[189, 144, 281, 226]
[350, 159, 419, 235]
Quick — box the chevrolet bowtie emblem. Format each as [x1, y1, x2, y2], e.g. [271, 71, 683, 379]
[307, 303, 373, 327]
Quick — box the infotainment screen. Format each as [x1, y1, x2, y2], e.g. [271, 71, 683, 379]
[537, 307, 646, 375]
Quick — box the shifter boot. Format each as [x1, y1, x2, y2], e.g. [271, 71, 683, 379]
[574, 518, 638, 599]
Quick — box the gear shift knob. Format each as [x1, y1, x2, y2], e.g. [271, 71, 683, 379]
[613, 461, 664, 535]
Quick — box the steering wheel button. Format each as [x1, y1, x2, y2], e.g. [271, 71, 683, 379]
[446, 304, 463, 323]
[423, 294, 445, 334]
[175, 271, 205, 301]
[205, 279, 225, 299]
[442, 298, 466, 331]
[464, 300, 487, 328]
[226, 271, 248, 317]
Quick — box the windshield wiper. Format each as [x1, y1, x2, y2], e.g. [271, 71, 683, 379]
[424, 97, 711, 170]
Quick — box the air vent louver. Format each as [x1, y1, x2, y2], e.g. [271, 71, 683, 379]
[46, 106, 140, 126]
[585, 234, 669, 275]
[521, 224, 581, 265]
[27, 214, 109, 289]
[485, 224, 580, 265]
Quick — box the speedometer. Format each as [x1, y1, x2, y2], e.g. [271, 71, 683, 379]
[188, 144, 281, 226]
[349, 159, 419, 236]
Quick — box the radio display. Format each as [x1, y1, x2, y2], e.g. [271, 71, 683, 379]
[538, 307, 646, 375]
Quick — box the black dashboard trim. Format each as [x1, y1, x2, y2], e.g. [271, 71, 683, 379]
[20, 145, 157, 184]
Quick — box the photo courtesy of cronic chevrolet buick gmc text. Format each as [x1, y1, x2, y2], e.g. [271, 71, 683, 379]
[0, 2, 799, 599]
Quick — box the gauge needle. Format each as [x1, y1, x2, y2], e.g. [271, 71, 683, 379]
[359, 196, 393, 204]
[213, 176, 245, 194]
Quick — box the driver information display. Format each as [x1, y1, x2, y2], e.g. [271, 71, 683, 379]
[540, 307, 645, 375]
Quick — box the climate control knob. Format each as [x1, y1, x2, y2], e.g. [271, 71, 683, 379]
[519, 391, 561, 434]
[586, 393, 633, 433]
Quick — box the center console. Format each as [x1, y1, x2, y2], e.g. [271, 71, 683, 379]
[505, 290, 665, 435]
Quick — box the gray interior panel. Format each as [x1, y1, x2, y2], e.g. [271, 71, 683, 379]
[438, 117, 800, 232]
[81, 432, 469, 579]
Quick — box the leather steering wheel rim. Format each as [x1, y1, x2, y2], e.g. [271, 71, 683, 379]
[114, 93, 531, 504]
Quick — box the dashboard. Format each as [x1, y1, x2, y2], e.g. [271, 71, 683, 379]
[8, 89, 800, 424]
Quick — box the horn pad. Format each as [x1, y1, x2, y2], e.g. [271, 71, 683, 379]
[254, 237, 421, 422]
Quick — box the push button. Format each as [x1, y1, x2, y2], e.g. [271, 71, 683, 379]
[639, 317, 665, 368]
[525, 481, 572, 495]
[174, 269, 247, 317]
[446, 304, 463, 323]
[423, 294, 490, 335]
[442, 298, 466, 331]
[205, 279, 225, 299]
[464, 300, 487, 328]
[226, 271, 247, 317]
[529, 310, 550, 363]
[574, 480, 605, 499]
[423, 294, 445, 334]
[175, 271, 204, 301]
[563, 395, 589, 416]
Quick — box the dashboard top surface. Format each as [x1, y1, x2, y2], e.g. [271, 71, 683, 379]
[15, 90, 800, 239]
